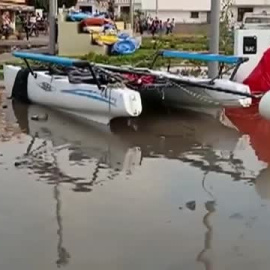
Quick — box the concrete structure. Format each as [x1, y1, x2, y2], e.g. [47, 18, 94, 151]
[141, 0, 270, 23]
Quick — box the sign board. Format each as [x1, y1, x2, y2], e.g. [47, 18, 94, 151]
[243, 36, 257, 54]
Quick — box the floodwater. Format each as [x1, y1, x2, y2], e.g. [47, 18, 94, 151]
[1, 90, 270, 270]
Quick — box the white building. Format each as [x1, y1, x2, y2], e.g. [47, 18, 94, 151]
[141, 0, 270, 23]
[76, 0, 141, 17]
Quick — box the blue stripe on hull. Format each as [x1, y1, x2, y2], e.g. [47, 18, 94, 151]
[61, 89, 117, 106]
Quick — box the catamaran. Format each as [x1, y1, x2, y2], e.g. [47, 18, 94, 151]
[97, 50, 256, 114]
[4, 50, 270, 120]
[4, 52, 142, 125]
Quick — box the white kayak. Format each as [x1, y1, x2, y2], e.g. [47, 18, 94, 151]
[4, 65, 142, 125]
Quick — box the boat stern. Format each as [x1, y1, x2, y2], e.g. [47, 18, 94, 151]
[120, 88, 142, 118]
[3, 65, 21, 97]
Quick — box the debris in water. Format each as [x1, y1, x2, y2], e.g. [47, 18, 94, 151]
[205, 201, 216, 212]
[14, 160, 28, 167]
[186, 201, 196, 211]
[229, 213, 244, 220]
[31, 114, 48, 121]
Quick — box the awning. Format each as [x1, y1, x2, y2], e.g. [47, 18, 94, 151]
[0, 3, 34, 12]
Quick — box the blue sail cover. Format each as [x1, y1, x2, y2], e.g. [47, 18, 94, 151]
[13, 52, 81, 67]
[161, 50, 246, 64]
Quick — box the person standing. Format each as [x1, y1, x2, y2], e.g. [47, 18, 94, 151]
[24, 15, 30, 41]
[165, 18, 170, 35]
[170, 18, 175, 33]
[159, 20, 163, 34]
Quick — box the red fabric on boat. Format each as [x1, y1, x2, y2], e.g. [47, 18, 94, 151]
[123, 73, 155, 85]
[243, 47, 270, 94]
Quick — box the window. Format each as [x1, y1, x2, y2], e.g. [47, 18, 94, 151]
[190, 12, 199, 19]
[80, 6, 92, 13]
[237, 7, 253, 22]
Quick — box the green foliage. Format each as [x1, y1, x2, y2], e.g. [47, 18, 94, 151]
[141, 35, 209, 52]
[0, 34, 234, 73]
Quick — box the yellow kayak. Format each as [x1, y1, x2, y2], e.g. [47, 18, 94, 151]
[92, 33, 118, 45]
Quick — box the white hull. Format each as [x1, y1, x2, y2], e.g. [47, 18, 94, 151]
[13, 103, 142, 174]
[4, 65, 142, 125]
[150, 70, 252, 110]
[97, 63, 253, 113]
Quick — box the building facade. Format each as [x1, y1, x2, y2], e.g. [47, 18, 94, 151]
[76, 0, 141, 18]
[141, 0, 270, 23]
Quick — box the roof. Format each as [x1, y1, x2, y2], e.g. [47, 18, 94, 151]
[0, 2, 34, 11]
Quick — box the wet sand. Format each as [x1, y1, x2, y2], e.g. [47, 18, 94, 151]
[1, 89, 270, 270]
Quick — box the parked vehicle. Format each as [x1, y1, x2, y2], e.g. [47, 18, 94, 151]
[241, 12, 270, 29]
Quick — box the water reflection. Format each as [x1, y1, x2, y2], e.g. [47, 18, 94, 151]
[12, 101, 142, 191]
[12, 101, 266, 186]
[1, 99, 270, 269]
[197, 201, 216, 270]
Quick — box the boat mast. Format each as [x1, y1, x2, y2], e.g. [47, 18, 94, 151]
[49, 0, 57, 55]
[208, 0, 221, 78]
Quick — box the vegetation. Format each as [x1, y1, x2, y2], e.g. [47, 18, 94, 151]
[0, 34, 234, 77]
[80, 34, 233, 67]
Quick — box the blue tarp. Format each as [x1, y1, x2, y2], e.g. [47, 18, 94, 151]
[66, 12, 105, 22]
[161, 50, 246, 64]
[112, 38, 140, 55]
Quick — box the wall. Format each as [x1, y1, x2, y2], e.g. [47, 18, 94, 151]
[146, 10, 208, 23]
[142, 0, 270, 10]
[142, 0, 210, 11]
[174, 23, 210, 35]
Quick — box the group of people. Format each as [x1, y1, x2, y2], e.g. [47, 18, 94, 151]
[135, 16, 175, 36]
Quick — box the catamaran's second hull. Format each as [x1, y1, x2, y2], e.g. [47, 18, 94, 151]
[4, 65, 142, 125]
[146, 71, 252, 114]
[96, 64, 253, 114]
